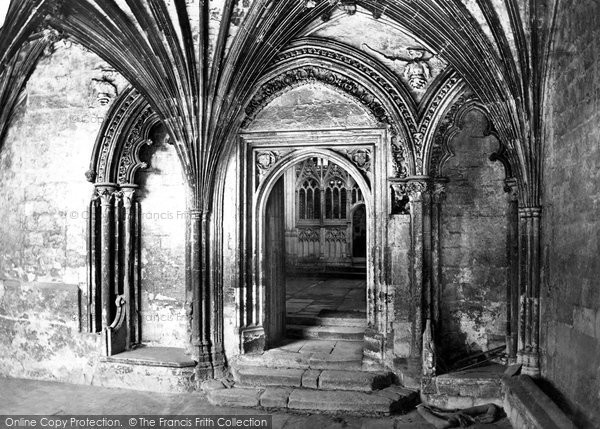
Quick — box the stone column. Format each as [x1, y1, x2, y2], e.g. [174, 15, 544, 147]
[431, 180, 447, 328]
[121, 185, 137, 349]
[517, 206, 542, 376]
[406, 178, 429, 365]
[88, 193, 100, 333]
[96, 183, 116, 330]
[505, 179, 519, 364]
[187, 208, 225, 378]
[188, 208, 211, 369]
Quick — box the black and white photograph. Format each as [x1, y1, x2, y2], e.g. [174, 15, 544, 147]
[0, 0, 596, 428]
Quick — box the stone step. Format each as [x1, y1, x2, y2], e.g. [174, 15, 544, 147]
[232, 366, 393, 392]
[286, 324, 365, 340]
[92, 347, 196, 393]
[286, 315, 367, 328]
[421, 364, 505, 409]
[93, 360, 195, 393]
[205, 384, 419, 416]
[233, 344, 364, 371]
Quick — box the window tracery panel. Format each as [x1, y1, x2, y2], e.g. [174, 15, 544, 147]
[295, 157, 356, 224]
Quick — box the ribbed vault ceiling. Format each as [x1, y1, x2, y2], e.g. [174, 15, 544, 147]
[0, 0, 558, 207]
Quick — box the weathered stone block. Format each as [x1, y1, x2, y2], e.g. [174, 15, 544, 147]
[233, 366, 304, 387]
[287, 389, 393, 415]
[318, 370, 392, 392]
[207, 388, 262, 408]
[259, 387, 292, 408]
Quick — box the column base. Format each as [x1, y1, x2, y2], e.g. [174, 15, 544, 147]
[240, 326, 265, 354]
[517, 350, 540, 377]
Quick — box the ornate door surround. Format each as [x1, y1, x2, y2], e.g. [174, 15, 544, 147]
[238, 128, 388, 354]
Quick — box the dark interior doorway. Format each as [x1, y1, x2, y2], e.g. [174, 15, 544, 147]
[352, 204, 367, 260]
[263, 157, 367, 349]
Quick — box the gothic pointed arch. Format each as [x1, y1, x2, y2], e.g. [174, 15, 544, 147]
[87, 86, 160, 186]
[241, 37, 418, 178]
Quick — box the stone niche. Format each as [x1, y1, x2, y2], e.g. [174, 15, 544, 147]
[438, 109, 508, 364]
[135, 128, 187, 348]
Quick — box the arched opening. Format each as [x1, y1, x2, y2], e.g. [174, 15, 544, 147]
[351, 203, 367, 262]
[436, 107, 510, 372]
[135, 126, 187, 349]
[261, 155, 368, 353]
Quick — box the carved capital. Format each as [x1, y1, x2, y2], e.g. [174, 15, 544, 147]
[405, 179, 429, 202]
[504, 178, 519, 202]
[432, 181, 447, 204]
[95, 184, 117, 205]
[121, 185, 137, 209]
[518, 206, 542, 218]
[189, 209, 204, 220]
[391, 183, 410, 215]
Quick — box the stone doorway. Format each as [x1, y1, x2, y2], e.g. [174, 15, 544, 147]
[235, 128, 389, 359]
[262, 157, 368, 349]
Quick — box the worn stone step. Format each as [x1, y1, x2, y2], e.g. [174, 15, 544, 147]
[286, 324, 365, 341]
[421, 364, 505, 409]
[286, 315, 367, 328]
[318, 369, 393, 392]
[232, 366, 305, 387]
[93, 360, 195, 393]
[287, 386, 419, 415]
[232, 365, 393, 392]
[205, 385, 419, 416]
[234, 347, 363, 371]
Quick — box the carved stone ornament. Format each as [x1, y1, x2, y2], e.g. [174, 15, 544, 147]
[346, 148, 372, 174]
[504, 178, 519, 202]
[117, 106, 154, 184]
[325, 228, 346, 243]
[391, 180, 429, 214]
[243, 66, 391, 129]
[298, 228, 320, 243]
[430, 94, 478, 177]
[432, 181, 447, 204]
[255, 150, 288, 182]
[272, 46, 417, 135]
[391, 184, 410, 215]
[391, 134, 409, 179]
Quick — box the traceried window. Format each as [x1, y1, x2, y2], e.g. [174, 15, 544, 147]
[296, 157, 356, 223]
[298, 178, 321, 220]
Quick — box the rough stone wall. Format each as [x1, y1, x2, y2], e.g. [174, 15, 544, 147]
[0, 44, 112, 381]
[540, 1, 600, 427]
[439, 109, 508, 363]
[248, 83, 377, 131]
[0, 41, 189, 382]
[136, 136, 187, 348]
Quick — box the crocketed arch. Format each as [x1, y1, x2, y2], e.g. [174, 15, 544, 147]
[87, 87, 160, 186]
[241, 37, 419, 177]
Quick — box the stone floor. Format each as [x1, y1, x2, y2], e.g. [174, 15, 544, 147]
[0, 377, 512, 428]
[286, 276, 367, 317]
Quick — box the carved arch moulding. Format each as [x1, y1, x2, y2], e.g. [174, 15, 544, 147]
[241, 37, 418, 179]
[87, 86, 160, 186]
[241, 37, 468, 180]
[426, 92, 516, 181]
[85, 86, 163, 356]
